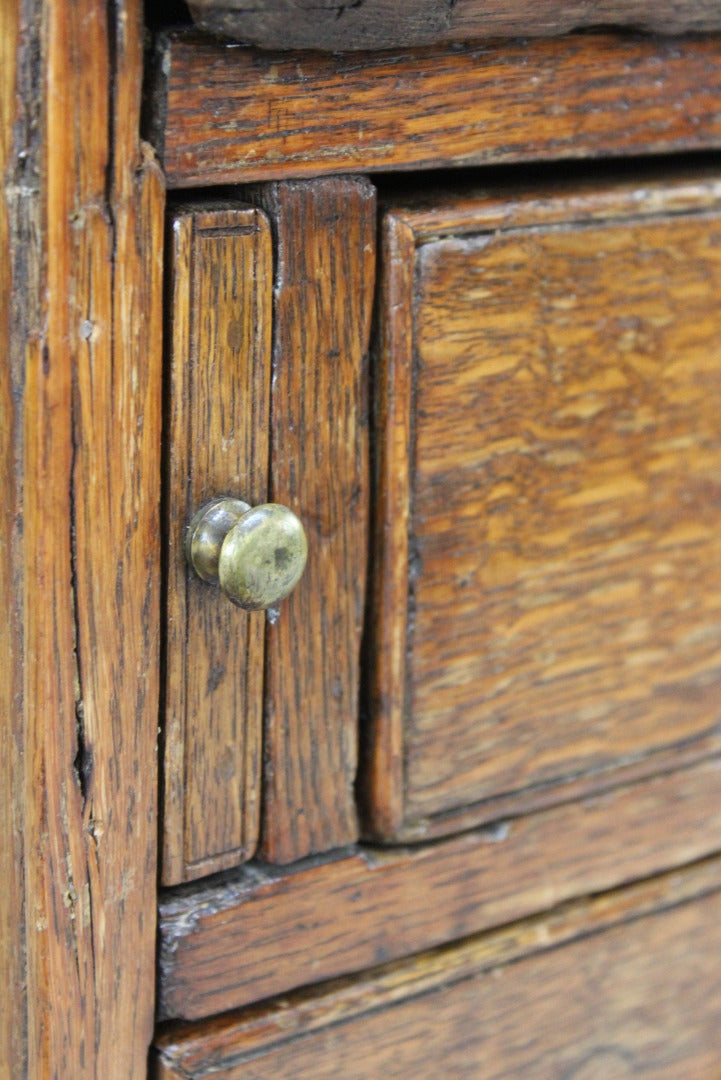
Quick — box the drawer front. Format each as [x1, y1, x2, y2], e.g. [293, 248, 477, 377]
[154, 862, 721, 1079]
[364, 173, 721, 841]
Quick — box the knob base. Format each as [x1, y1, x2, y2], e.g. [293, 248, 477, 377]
[186, 497, 250, 584]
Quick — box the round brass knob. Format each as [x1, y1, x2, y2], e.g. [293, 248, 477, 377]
[186, 496, 308, 611]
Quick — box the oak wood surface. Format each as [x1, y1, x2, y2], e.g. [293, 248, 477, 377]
[157, 755, 721, 1019]
[365, 172, 721, 841]
[154, 859, 721, 1079]
[2, 1, 164, 1077]
[163, 204, 272, 884]
[241, 179, 376, 864]
[3, 7, 720, 1076]
[152, 33, 721, 188]
[188, 0, 721, 51]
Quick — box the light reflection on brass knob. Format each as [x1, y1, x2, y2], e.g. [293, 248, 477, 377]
[186, 496, 308, 611]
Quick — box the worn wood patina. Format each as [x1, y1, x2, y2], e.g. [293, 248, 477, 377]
[187, 0, 721, 51]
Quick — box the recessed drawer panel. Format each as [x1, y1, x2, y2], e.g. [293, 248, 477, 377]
[364, 173, 721, 841]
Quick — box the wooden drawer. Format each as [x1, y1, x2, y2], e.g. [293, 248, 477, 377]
[157, 170, 721, 1030]
[154, 860, 721, 1078]
[363, 171, 721, 842]
[160, 171, 721, 879]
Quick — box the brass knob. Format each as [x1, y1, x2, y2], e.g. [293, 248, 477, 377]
[186, 496, 308, 611]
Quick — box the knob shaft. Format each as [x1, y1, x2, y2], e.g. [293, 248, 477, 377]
[187, 496, 308, 610]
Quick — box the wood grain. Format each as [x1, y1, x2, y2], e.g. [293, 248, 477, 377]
[157, 755, 721, 1019]
[152, 33, 721, 188]
[154, 859, 721, 1079]
[188, 0, 721, 51]
[242, 179, 375, 864]
[163, 204, 272, 885]
[365, 171, 721, 841]
[2, 1, 164, 1076]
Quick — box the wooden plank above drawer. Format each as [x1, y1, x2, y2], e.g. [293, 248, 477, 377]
[187, 0, 721, 51]
[364, 172, 721, 842]
[151, 33, 721, 188]
[154, 858, 721, 1078]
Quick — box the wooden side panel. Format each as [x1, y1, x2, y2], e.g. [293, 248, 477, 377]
[157, 755, 721, 1020]
[0, 4, 24, 1078]
[2, 1, 164, 1077]
[244, 179, 375, 864]
[153, 34, 721, 188]
[188, 0, 721, 50]
[365, 174, 721, 841]
[154, 862, 721, 1080]
[163, 205, 272, 885]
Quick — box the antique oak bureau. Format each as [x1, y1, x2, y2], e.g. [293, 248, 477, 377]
[3, 2, 721, 1078]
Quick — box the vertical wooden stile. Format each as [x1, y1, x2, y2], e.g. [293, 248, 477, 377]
[1, 1, 164, 1076]
[245, 178, 376, 863]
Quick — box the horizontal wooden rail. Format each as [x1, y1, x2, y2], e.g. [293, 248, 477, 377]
[152, 33, 721, 188]
[155, 857, 721, 1078]
[158, 756, 721, 1020]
